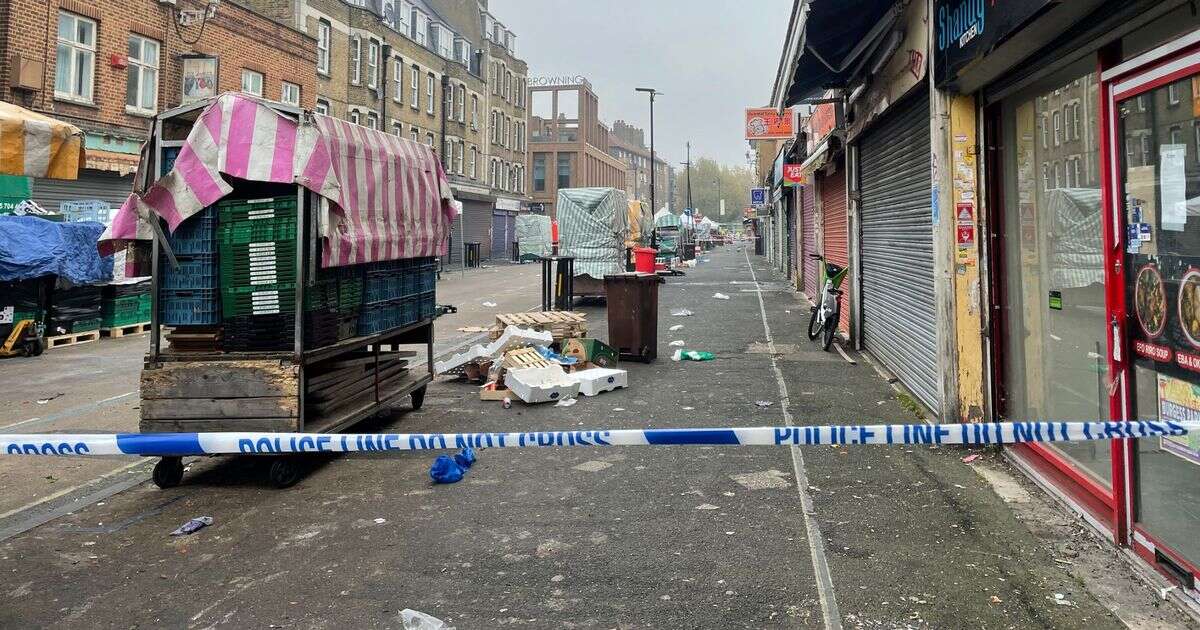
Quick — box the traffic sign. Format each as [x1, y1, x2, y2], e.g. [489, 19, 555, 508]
[750, 188, 766, 206]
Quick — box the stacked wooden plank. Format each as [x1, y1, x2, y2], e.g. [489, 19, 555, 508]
[305, 350, 415, 416]
[489, 311, 587, 342]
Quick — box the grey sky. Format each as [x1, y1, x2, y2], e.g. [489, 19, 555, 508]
[489, 0, 791, 169]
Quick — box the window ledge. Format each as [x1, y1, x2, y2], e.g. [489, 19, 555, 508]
[124, 106, 157, 118]
[54, 95, 98, 109]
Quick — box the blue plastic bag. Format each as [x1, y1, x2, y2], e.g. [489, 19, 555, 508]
[429, 455, 464, 484]
[454, 447, 477, 469]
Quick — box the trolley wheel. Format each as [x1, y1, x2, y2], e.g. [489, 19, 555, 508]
[268, 458, 303, 489]
[152, 457, 184, 489]
[28, 338, 44, 357]
[411, 385, 428, 410]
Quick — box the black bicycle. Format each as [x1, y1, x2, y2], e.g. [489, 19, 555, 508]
[806, 254, 846, 352]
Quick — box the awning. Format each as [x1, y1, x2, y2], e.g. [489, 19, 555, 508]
[85, 149, 140, 176]
[799, 137, 831, 174]
[775, 0, 901, 107]
[0, 101, 85, 180]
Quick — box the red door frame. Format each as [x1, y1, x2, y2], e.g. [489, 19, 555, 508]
[1102, 33, 1200, 589]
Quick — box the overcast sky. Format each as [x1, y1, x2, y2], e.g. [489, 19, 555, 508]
[490, 0, 792, 169]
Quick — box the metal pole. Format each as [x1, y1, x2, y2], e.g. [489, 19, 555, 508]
[649, 93, 655, 215]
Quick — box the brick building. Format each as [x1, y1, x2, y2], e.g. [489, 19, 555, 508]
[476, 1, 528, 256]
[608, 119, 671, 212]
[0, 0, 316, 211]
[245, 0, 530, 262]
[527, 78, 627, 218]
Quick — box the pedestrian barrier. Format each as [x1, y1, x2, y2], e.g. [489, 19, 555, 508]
[1, 420, 1197, 457]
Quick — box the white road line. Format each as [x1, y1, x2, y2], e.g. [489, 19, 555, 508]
[0, 391, 136, 432]
[745, 250, 842, 630]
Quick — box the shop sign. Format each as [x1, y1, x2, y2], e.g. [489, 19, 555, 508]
[0, 174, 31, 214]
[782, 165, 806, 187]
[933, 0, 1053, 87]
[1158, 374, 1200, 464]
[750, 188, 767, 206]
[745, 108, 794, 140]
[807, 104, 836, 152]
[181, 55, 219, 104]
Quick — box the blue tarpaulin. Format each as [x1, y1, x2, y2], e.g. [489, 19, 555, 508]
[0, 216, 111, 284]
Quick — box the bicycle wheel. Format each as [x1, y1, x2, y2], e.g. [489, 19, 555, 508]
[807, 306, 822, 340]
[822, 308, 838, 351]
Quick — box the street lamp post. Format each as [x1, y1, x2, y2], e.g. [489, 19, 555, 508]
[635, 88, 660, 214]
[713, 177, 722, 216]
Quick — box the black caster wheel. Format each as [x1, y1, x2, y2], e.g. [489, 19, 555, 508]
[152, 457, 184, 489]
[411, 385, 427, 410]
[268, 458, 303, 489]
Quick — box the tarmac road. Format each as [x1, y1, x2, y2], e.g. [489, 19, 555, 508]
[0, 247, 1190, 629]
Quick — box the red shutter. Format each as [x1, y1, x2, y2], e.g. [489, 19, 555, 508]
[819, 166, 850, 334]
[801, 182, 818, 296]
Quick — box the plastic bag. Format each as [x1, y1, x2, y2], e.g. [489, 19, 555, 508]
[672, 349, 715, 362]
[400, 609, 454, 630]
[429, 455, 465, 484]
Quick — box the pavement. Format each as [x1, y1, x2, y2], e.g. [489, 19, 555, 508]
[0, 246, 1194, 629]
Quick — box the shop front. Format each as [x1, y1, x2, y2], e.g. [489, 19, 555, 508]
[952, 0, 1200, 594]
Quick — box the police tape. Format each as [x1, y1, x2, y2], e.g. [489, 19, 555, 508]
[1, 420, 1198, 457]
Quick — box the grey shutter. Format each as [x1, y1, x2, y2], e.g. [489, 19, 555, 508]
[858, 91, 939, 412]
[32, 170, 135, 215]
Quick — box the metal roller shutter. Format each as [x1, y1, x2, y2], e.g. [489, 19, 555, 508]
[801, 183, 818, 295]
[819, 165, 849, 334]
[786, 193, 797, 282]
[858, 91, 938, 412]
[32, 170, 135, 216]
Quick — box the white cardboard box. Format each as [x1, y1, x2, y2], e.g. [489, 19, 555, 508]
[505, 365, 580, 404]
[569, 367, 628, 397]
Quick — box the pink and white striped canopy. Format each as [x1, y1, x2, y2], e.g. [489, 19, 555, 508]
[105, 93, 456, 266]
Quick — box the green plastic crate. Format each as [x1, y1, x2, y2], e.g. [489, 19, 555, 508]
[217, 218, 297, 245]
[221, 284, 296, 318]
[217, 196, 298, 223]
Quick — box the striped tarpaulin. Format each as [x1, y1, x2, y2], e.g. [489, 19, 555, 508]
[104, 93, 455, 266]
[556, 187, 629, 279]
[0, 101, 84, 179]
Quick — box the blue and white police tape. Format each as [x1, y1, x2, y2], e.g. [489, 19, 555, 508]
[2, 420, 1198, 457]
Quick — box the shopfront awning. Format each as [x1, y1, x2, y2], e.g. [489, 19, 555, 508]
[773, 0, 902, 107]
[0, 101, 85, 180]
[85, 149, 140, 176]
[799, 137, 831, 174]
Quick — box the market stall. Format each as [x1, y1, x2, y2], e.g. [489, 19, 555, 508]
[556, 187, 629, 298]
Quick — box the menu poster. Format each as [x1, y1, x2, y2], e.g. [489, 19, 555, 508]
[1160, 144, 1188, 231]
[1129, 253, 1200, 380]
[1158, 373, 1200, 464]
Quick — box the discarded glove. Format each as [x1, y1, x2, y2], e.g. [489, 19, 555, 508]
[430, 455, 465, 484]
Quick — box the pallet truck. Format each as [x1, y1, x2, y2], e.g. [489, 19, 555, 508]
[0, 319, 45, 358]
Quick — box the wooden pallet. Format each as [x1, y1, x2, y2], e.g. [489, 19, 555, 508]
[501, 347, 555, 370]
[46, 329, 101, 349]
[100, 322, 152, 338]
[490, 311, 587, 341]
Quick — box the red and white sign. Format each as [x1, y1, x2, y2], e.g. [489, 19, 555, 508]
[745, 108, 794, 140]
[1135, 339, 1174, 363]
[783, 164, 806, 186]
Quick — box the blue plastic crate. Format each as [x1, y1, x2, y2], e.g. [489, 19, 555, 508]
[415, 264, 436, 293]
[161, 146, 181, 176]
[167, 207, 218, 254]
[363, 273, 404, 304]
[59, 200, 111, 223]
[357, 299, 409, 335]
[418, 291, 436, 321]
[161, 254, 219, 289]
[161, 288, 221, 325]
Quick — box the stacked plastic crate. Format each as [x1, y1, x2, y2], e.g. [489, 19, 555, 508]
[218, 197, 298, 351]
[100, 282, 151, 329]
[160, 207, 221, 327]
[315, 264, 363, 342]
[358, 257, 436, 335]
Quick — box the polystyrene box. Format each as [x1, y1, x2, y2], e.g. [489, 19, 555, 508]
[569, 368, 628, 396]
[505, 365, 580, 404]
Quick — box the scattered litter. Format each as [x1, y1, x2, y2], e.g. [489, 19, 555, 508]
[35, 393, 63, 405]
[712, 293, 731, 300]
[668, 340, 685, 347]
[682, 406, 695, 411]
[785, 310, 791, 314]
[669, 324, 684, 331]
[374, 518, 387, 524]
[534, 345, 579, 366]
[502, 397, 512, 409]
[1160, 585, 1178, 600]
[170, 516, 213, 536]
[1052, 593, 1075, 607]
[555, 398, 578, 408]
[481, 301, 497, 307]
[400, 609, 453, 630]
[754, 400, 774, 408]
[671, 309, 694, 317]
[695, 504, 719, 510]
[433, 326, 553, 375]
[961, 454, 980, 463]
[672, 349, 715, 361]
[989, 595, 1002, 604]
[612, 407, 625, 412]
[454, 447, 477, 469]
[430, 455, 465, 484]
[456, 326, 492, 333]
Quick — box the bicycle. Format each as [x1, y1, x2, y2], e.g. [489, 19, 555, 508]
[807, 254, 847, 351]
